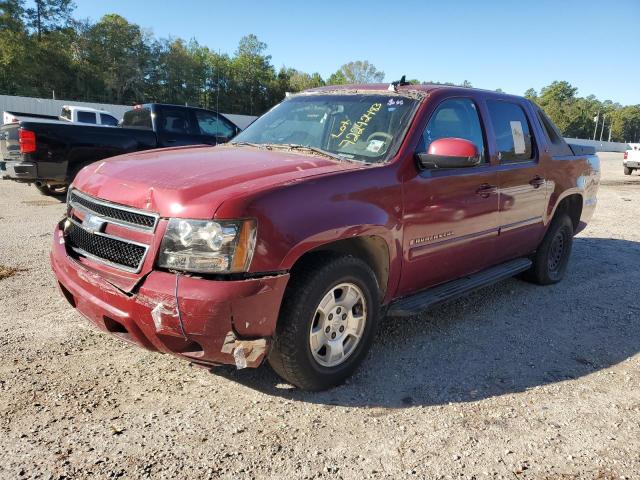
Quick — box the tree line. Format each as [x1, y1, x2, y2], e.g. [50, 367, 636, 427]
[1, 0, 638, 142]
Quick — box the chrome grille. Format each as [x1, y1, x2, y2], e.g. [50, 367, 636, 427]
[69, 190, 158, 231]
[65, 219, 148, 272]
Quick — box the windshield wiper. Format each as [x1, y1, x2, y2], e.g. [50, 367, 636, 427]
[271, 143, 348, 162]
[230, 141, 273, 150]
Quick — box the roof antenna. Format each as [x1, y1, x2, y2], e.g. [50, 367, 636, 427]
[388, 75, 409, 92]
[216, 49, 221, 141]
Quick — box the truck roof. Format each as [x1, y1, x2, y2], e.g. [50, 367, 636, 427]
[133, 103, 220, 110]
[305, 83, 527, 101]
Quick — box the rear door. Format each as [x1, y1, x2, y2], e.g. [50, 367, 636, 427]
[155, 106, 199, 147]
[76, 111, 98, 125]
[486, 99, 548, 262]
[398, 96, 500, 296]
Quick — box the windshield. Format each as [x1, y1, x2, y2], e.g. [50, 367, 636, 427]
[232, 94, 418, 163]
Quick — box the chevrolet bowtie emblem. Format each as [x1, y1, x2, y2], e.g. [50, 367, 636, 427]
[82, 214, 106, 234]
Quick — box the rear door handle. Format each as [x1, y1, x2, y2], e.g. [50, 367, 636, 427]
[476, 183, 498, 198]
[530, 175, 545, 188]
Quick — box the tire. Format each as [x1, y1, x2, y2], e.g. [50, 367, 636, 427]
[522, 214, 574, 285]
[268, 254, 380, 391]
[35, 183, 68, 197]
[624, 166, 632, 175]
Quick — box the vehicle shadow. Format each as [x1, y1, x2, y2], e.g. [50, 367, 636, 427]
[212, 237, 640, 407]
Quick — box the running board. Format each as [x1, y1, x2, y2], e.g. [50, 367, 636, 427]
[388, 258, 532, 317]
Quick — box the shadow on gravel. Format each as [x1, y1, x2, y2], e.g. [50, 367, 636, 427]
[213, 237, 640, 408]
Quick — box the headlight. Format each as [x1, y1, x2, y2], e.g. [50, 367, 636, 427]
[158, 219, 256, 273]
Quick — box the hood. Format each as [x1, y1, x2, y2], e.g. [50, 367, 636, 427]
[73, 145, 364, 219]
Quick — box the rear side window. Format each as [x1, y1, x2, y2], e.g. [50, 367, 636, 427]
[486, 100, 533, 162]
[420, 98, 486, 162]
[77, 111, 97, 124]
[122, 108, 152, 130]
[61, 107, 72, 121]
[159, 108, 197, 135]
[535, 106, 573, 156]
[100, 114, 119, 126]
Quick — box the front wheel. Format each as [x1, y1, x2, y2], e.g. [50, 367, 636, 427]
[268, 254, 380, 390]
[624, 166, 633, 175]
[523, 214, 574, 285]
[35, 183, 68, 197]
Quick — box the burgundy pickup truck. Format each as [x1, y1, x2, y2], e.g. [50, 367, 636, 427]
[50, 84, 600, 390]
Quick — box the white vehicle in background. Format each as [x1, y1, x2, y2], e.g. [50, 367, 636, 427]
[59, 106, 119, 126]
[624, 144, 640, 175]
[2, 105, 119, 126]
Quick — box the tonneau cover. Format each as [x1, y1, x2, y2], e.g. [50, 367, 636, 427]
[567, 143, 596, 156]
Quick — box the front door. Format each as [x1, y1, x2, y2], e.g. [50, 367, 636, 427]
[193, 109, 238, 145]
[398, 97, 500, 297]
[484, 99, 548, 262]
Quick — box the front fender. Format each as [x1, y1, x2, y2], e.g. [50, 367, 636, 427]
[214, 165, 404, 298]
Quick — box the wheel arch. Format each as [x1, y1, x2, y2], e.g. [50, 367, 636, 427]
[550, 192, 583, 232]
[287, 235, 392, 299]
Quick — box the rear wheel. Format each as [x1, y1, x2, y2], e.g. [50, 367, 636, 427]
[523, 214, 574, 285]
[268, 254, 380, 391]
[35, 183, 68, 197]
[624, 166, 633, 175]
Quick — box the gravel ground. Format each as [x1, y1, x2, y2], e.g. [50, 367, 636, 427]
[1, 152, 639, 479]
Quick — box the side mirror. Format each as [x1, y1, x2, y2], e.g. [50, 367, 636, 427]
[416, 138, 481, 169]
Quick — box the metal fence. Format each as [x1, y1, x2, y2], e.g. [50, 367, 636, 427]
[0, 94, 257, 130]
[564, 137, 630, 153]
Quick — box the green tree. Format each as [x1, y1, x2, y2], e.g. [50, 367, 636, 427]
[153, 38, 201, 105]
[287, 69, 324, 92]
[0, 0, 28, 94]
[25, 0, 74, 40]
[537, 81, 582, 136]
[0, 0, 25, 32]
[610, 106, 640, 142]
[328, 60, 384, 84]
[80, 14, 153, 103]
[327, 69, 347, 85]
[230, 34, 276, 114]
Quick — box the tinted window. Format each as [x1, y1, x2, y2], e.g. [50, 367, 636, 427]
[159, 108, 196, 134]
[122, 108, 152, 130]
[61, 107, 72, 121]
[420, 98, 485, 161]
[487, 100, 533, 162]
[195, 110, 235, 138]
[100, 114, 119, 126]
[77, 111, 97, 124]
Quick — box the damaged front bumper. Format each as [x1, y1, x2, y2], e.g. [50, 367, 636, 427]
[50, 226, 289, 368]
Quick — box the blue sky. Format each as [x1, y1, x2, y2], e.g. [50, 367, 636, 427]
[74, 0, 639, 105]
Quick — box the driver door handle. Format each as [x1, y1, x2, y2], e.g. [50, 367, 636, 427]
[530, 175, 545, 188]
[476, 183, 498, 198]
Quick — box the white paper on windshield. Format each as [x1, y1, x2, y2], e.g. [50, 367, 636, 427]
[510, 121, 526, 154]
[366, 139, 385, 153]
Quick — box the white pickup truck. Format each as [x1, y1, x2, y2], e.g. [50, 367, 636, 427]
[2, 105, 119, 126]
[624, 144, 640, 175]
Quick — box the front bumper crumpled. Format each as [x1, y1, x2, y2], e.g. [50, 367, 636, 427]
[50, 225, 290, 369]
